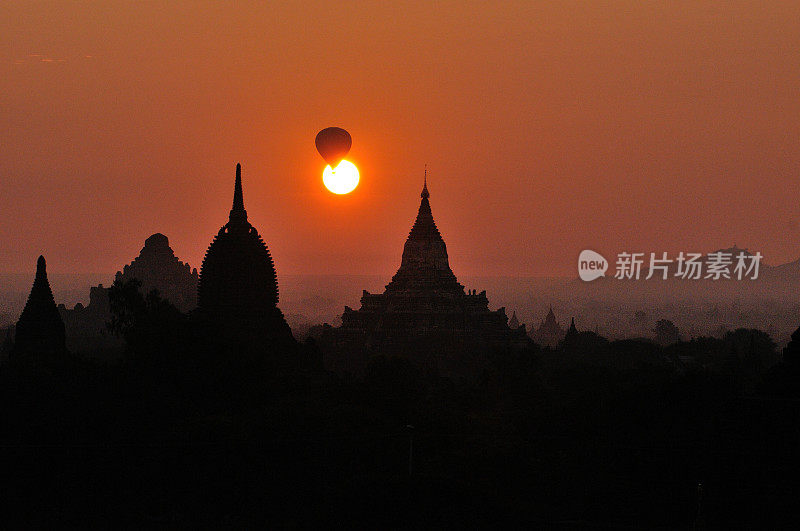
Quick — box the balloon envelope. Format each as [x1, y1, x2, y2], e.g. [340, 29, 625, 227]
[315, 127, 352, 168]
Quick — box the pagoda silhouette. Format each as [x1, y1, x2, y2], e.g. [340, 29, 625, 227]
[323, 173, 527, 374]
[197, 163, 294, 346]
[531, 306, 567, 348]
[114, 233, 198, 312]
[13, 256, 66, 357]
[59, 232, 198, 353]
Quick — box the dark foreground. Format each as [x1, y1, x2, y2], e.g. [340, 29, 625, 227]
[2, 332, 800, 529]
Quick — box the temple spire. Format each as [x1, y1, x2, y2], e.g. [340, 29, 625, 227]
[233, 163, 244, 210]
[229, 163, 248, 224]
[13, 254, 66, 357]
[37, 255, 46, 278]
[387, 169, 459, 293]
[421, 165, 429, 199]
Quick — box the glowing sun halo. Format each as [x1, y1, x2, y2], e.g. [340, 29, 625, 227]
[323, 160, 359, 194]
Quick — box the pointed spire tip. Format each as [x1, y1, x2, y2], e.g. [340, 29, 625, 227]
[229, 162, 248, 223]
[36, 255, 46, 277]
[232, 163, 245, 211]
[421, 165, 429, 199]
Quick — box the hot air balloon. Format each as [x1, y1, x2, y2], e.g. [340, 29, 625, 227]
[315, 127, 352, 169]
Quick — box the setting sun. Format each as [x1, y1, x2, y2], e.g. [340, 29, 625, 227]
[323, 160, 359, 194]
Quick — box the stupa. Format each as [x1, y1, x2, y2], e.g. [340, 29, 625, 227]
[197, 163, 293, 344]
[13, 256, 66, 357]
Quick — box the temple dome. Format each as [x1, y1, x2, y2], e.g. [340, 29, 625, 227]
[198, 163, 279, 320]
[144, 232, 169, 250]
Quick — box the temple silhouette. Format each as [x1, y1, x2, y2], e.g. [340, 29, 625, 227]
[59, 232, 199, 353]
[114, 233, 198, 312]
[197, 163, 294, 346]
[322, 174, 527, 374]
[531, 306, 567, 348]
[12, 256, 66, 358]
[2, 165, 800, 528]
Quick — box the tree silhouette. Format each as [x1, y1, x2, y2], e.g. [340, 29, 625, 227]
[108, 278, 186, 358]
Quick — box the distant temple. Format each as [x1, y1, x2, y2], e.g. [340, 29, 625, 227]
[58, 285, 113, 352]
[559, 317, 608, 351]
[567, 317, 578, 336]
[59, 232, 199, 352]
[114, 233, 198, 312]
[323, 174, 527, 374]
[197, 163, 294, 344]
[531, 306, 566, 348]
[13, 256, 66, 357]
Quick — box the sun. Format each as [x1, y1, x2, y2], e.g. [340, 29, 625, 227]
[323, 160, 359, 194]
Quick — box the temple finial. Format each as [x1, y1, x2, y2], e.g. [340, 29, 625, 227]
[229, 163, 248, 224]
[36, 255, 46, 277]
[421, 165, 429, 199]
[233, 163, 244, 211]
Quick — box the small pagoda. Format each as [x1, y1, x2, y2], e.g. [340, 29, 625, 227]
[531, 306, 567, 348]
[13, 256, 66, 357]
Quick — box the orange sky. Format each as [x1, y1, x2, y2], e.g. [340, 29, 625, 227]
[2, 1, 799, 278]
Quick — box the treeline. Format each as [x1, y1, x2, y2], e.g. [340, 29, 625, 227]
[0, 280, 798, 526]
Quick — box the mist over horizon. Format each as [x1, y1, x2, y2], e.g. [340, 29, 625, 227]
[3, 270, 799, 348]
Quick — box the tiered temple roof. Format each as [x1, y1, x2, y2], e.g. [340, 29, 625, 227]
[115, 233, 198, 311]
[328, 174, 527, 373]
[58, 233, 198, 352]
[14, 256, 66, 357]
[382, 174, 464, 295]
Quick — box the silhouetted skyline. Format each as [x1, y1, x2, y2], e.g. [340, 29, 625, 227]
[3, 3, 800, 527]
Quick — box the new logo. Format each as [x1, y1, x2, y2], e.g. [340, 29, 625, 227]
[578, 250, 608, 281]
